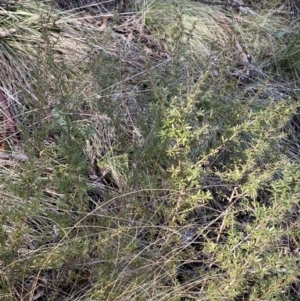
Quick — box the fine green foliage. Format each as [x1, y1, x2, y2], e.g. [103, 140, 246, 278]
[0, 0, 300, 300]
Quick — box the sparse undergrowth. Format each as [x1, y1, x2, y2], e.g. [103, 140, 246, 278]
[0, 0, 300, 300]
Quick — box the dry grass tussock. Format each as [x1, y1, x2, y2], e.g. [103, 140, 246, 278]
[0, 0, 300, 300]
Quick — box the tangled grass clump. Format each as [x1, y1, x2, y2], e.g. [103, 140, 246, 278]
[0, 0, 300, 300]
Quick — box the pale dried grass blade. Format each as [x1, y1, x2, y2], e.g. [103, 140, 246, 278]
[0, 27, 16, 38]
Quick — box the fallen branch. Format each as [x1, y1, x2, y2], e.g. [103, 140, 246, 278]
[0, 151, 28, 166]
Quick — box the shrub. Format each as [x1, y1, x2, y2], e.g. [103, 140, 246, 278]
[0, 1, 300, 300]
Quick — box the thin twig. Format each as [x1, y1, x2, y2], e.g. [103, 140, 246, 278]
[192, 0, 250, 9]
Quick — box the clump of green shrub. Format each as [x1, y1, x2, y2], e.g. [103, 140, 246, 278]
[1, 1, 300, 300]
